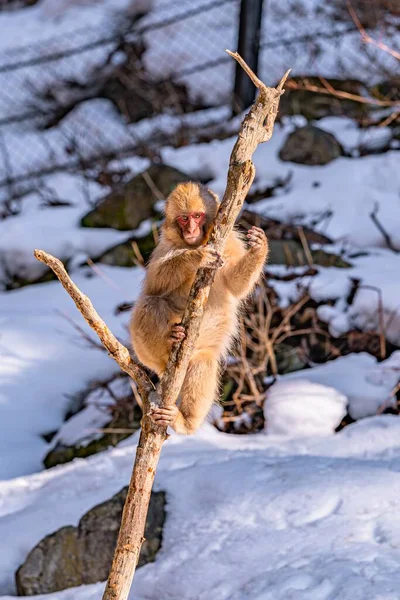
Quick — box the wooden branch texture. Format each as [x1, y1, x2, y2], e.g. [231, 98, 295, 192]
[33, 250, 153, 399]
[34, 51, 288, 600]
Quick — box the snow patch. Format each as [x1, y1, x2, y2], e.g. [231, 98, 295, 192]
[276, 352, 400, 419]
[265, 379, 347, 437]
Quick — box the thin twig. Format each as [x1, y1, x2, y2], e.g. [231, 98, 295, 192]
[86, 258, 123, 290]
[57, 309, 107, 351]
[97, 428, 138, 434]
[358, 284, 386, 359]
[379, 110, 400, 127]
[297, 227, 313, 266]
[141, 169, 165, 201]
[370, 203, 400, 253]
[346, 0, 400, 61]
[286, 78, 399, 108]
[131, 240, 145, 267]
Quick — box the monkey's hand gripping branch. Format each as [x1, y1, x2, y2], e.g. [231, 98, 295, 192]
[34, 52, 289, 600]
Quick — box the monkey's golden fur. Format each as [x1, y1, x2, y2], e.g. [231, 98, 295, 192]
[130, 182, 268, 434]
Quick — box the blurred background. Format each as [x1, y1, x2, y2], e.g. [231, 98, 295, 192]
[0, 0, 398, 192]
[0, 1, 399, 599]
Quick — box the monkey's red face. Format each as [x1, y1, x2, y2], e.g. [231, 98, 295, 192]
[177, 212, 206, 245]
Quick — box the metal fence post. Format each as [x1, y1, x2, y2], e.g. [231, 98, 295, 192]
[233, 0, 264, 113]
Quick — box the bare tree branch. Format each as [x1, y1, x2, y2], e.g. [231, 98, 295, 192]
[34, 50, 288, 600]
[33, 250, 153, 399]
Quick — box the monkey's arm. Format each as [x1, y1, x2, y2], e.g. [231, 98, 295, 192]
[222, 227, 268, 299]
[132, 247, 222, 372]
[145, 246, 222, 295]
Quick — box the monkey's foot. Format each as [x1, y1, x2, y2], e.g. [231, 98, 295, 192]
[247, 226, 267, 250]
[150, 405, 179, 428]
[200, 246, 224, 269]
[169, 324, 186, 346]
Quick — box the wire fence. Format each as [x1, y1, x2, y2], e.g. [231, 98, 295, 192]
[0, 0, 239, 125]
[0, 0, 242, 197]
[0, 0, 396, 198]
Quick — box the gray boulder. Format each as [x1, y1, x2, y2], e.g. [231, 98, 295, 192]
[15, 527, 81, 596]
[95, 229, 157, 267]
[16, 488, 165, 595]
[81, 164, 189, 230]
[43, 409, 142, 470]
[279, 125, 343, 166]
[268, 240, 351, 268]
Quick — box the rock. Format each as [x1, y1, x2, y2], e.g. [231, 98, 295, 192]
[81, 164, 189, 230]
[311, 248, 350, 268]
[279, 125, 343, 166]
[240, 210, 332, 246]
[8, 0, 39, 7]
[268, 240, 351, 268]
[240, 211, 350, 267]
[15, 527, 81, 596]
[16, 488, 166, 595]
[274, 343, 308, 374]
[2, 268, 57, 291]
[43, 412, 141, 470]
[43, 377, 142, 469]
[43, 437, 113, 470]
[370, 78, 400, 104]
[268, 240, 302, 266]
[280, 77, 367, 121]
[39, 38, 195, 129]
[78, 488, 165, 582]
[222, 378, 234, 403]
[95, 229, 157, 267]
[98, 40, 194, 124]
[0, 253, 61, 291]
[101, 71, 191, 125]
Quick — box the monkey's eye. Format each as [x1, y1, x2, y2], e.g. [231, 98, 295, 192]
[180, 216, 189, 222]
[193, 214, 201, 219]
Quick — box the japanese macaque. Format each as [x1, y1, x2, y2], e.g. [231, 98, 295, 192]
[130, 182, 268, 434]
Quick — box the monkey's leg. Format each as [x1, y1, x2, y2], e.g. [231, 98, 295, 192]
[151, 351, 219, 434]
[130, 296, 182, 374]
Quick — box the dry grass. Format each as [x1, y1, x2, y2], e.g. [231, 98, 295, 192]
[216, 277, 398, 434]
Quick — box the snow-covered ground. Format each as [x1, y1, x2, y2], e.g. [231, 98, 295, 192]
[1, 114, 399, 481]
[0, 265, 143, 479]
[3, 419, 400, 599]
[0, 0, 400, 598]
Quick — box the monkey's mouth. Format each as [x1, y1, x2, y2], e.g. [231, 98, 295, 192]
[184, 234, 202, 245]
